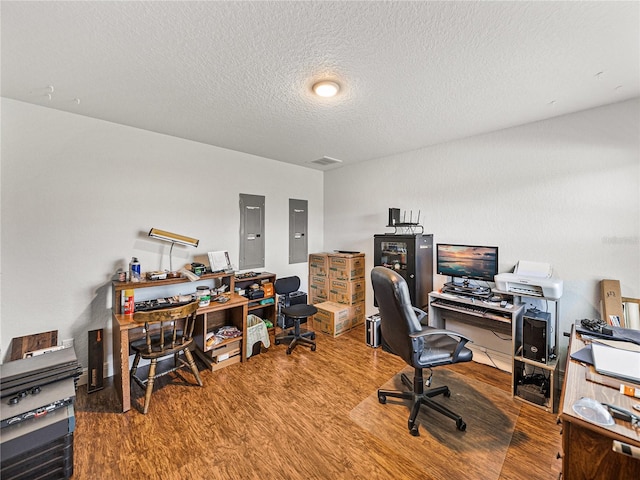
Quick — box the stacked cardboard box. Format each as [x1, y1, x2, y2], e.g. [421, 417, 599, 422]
[310, 252, 366, 337]
[309, 253, 330, 305]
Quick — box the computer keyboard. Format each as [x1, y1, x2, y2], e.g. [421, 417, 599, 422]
[432, 298, 487, 315]
[431, 298, 511, 322]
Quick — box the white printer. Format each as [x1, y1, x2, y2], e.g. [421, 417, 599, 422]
[494, 260, 563, 300]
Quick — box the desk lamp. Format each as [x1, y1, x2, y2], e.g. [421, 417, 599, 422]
[148, 228, 199, 273]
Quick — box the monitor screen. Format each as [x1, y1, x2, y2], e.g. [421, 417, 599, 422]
[436, 244, 499, 282]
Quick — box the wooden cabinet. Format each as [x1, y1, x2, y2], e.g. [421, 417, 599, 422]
[234, 272, 277, 344]
[374, 234, 433, 310]
[193, 294, 248, 371]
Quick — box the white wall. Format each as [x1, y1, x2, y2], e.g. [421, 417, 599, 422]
[3, 97, 638, 374]
[1, 98, 324, 372]
[323, 99, 640, 365]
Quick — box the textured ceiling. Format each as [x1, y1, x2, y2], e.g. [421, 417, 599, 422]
[2, 1, 638, 170]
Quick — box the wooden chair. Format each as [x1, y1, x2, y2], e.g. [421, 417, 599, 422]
[130, 301, 203, 414]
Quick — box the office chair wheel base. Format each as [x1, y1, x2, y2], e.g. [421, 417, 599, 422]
[311, 344, 316, 351]
[378, 394, 387, 404]
[409, 424, 420, 436]
[456, 419, 466, 431]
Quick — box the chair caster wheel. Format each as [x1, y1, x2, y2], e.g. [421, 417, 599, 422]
[275, 340, 281, 345]
[378, 394, 386, 404]
[311, 333, 316, 340]
[444, 389, 451, 398]
[311, 345, 316, 351]
[286, 349, 292, 355]
[410, 425, 420, 436]
[457, 419, 466, 431]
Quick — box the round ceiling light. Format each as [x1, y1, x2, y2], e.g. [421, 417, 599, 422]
[313, 80, 340, 98]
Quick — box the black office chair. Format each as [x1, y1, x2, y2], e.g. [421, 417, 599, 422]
[371, 266, 473, 436]
[274, 276, 317, 354]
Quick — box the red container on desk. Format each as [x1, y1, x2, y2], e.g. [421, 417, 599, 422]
[123, 289, 134, 315]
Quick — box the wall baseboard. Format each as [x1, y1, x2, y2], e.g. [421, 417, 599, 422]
[467, 344, 512, 373]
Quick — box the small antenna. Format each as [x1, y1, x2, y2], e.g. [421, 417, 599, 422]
[416, 210, 421, 225]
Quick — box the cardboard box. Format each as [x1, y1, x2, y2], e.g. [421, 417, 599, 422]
[309, 253, 329, 277]
[328, 278, 366, 305]
[312, 301, 365, 337]
[601, 279, 625, 326]
[328, 252, 365, 280]
[309, 274, 329, 303]
[204, 339, 242, 371]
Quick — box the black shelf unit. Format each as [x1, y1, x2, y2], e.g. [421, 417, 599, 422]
[373, 233, 433, 310]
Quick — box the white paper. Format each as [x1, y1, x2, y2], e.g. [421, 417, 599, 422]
[592, 338, 640, 353]
[591, 342, 640, 383]
[207, 251, 231, 272]
[514, 260, 552, 279]
[624, 302, 640, 330]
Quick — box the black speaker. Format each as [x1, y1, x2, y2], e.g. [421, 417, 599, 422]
[87, 329, 104, 393]
[523, 313, 550, 363]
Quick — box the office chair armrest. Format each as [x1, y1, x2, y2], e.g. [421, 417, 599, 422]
[409, 327, 470, 340]
[412, 306, 427, 324]
[409, 327, 472, 361]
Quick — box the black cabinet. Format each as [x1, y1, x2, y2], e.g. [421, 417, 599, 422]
[373, 234, 433, 310]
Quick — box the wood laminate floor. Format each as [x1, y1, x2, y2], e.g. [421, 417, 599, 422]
[74, 325, 562, 479]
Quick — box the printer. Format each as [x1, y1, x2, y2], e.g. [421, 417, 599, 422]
[494, 260, 563, 300]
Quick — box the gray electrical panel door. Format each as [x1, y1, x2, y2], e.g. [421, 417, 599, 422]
[289, 199, 308, 264]
[239, 194, 265, 269]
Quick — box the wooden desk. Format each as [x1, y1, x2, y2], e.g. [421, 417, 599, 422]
[559, 325, 640, 478]
[112, 293, 248, 413]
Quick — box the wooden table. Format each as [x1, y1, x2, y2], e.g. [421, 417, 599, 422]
[558, 325, 640, 478]
[112, 293, 248, 413]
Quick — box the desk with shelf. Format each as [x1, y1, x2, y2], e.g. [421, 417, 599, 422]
[429, 290, 560, 412]
[112, 272, 248, 413]
[429, 291, 521, 338]
[558, 325, 640, 478]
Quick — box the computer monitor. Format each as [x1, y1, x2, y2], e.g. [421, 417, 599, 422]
[436, 243, 499, 283]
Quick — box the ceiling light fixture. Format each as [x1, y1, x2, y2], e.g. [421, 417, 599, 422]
[313, 80, 340, 98]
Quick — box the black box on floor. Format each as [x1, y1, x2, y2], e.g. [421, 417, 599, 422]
[1, 404, 75, 479]
[366, 314, 381, 348]
[516, 384, 547, 406]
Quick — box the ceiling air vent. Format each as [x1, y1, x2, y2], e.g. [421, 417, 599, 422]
[310, 156, 343, 166]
